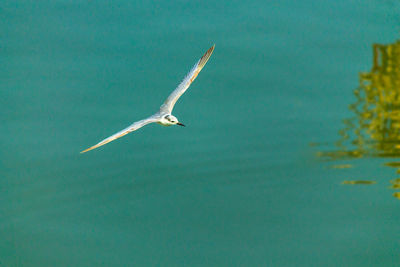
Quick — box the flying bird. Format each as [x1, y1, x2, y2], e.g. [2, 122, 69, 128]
[81, 44, 215, 153]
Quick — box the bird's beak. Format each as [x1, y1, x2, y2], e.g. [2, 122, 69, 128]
[177, 122, 185, 127]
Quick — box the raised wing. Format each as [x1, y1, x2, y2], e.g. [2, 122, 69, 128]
[80, 116, 159, 153]
[159, 44, 215, 114]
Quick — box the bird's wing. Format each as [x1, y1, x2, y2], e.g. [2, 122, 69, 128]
[80, 116, 159, 153]
[159, 44, 215, 114]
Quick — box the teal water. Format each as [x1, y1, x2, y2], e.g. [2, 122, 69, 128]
[2, 1, 400, 266]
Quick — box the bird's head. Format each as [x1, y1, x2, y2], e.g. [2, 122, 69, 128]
[164, 114, 185, 127]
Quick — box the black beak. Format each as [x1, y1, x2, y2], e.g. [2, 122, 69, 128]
[177, 122, 185, 127]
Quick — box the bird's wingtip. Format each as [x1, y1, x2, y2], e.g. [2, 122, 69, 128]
[80, 146, 94, 154]
[198, 45, 215, 69]
[209, 44, 215, 52]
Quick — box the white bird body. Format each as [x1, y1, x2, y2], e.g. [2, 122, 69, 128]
[156, 114, 179, 126]
[81, 45, 215, 153]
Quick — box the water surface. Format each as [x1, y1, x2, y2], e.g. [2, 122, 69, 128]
[2, 0, 400, 266]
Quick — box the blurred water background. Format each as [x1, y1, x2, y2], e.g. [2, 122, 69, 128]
[2, 0, 400, 266]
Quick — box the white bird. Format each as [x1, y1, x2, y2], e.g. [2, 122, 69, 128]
[81, 44, 215, 153]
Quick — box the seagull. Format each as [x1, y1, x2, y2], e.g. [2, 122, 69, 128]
[80, 44, 215, 153]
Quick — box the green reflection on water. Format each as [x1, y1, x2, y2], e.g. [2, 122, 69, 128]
[341, 180, 376, 185]
[318, 40, 400, 198]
